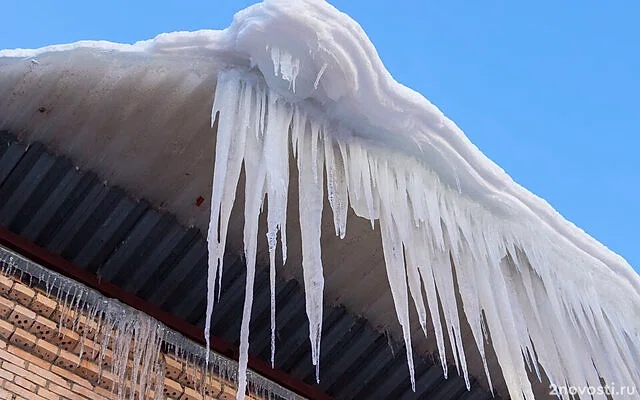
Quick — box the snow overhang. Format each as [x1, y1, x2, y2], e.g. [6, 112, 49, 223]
[1, 0, 639, 399]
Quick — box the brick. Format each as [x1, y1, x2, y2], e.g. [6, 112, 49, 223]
[93, 331, 117, 353]
[94, 386, 118, 400]
[0, 274, 260, 400]
[96, 347, 114, 368]
[0, 320, 15, 341]
[164, 354, 183, 380]
[71, 315, 98, 341]
[74, 337, 101, 362]
[71, 383, 108, 400]
[0, 365, 14, 381]
[53, 349, 80, 371]
[2, 362, 46, 387]
[37, 387, 61, 400]
[3, 381, 46, 400]
[219, 393, 235, 400]
[48, 382, 85, 400]
[0, 275, 13, 297]
[193, 374, 224, 398]
[7, 305, 36, 331]
[96, 370, 117, 391]
[28, 316, 56, 341]
[0, 388, 12, 400]
[50, 328, 79, 352]
[179, 386, 204, 400]
[8, 328, 36, 351]
[58, 361, 95, 388]
[209, 373, 230, 394]
[49, 308, 80, 332]
[7, 344, 49, 370]
[7, 283, 35, 307]
[178, 364, 203, 388]
[0, 297, 14, 319]
[48, 307, 61, 324]
[30, 294, 57, 318]
[163, 378, 185, 398]
[12, 375, 36, 392]
[27, 363, 71, 389]
[0, 348, 26, 368]
[33, 337, 59, 364]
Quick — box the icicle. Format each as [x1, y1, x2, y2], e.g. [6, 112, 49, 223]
[270, 46, 300, 93]
[0, 245, 303, 400]
[314, 63, 328, 90]
[323, 136, 349, 238]
[234, 78, 269, 399]
[205, 70, 248, 367]
[379, 215, 416, 390]
[453, 235, 494, 394]
[263, 93, 292, 367]
[203, 66, 640, 400]
[296, 121, 326, 383]
[431, 237, 469, 389]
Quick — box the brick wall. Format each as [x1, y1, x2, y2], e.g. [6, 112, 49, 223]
[0, 272, 259, 400]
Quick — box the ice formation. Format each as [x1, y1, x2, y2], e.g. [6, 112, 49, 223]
[0, 245, 303, 400]
[205, 2, 640, 400]
[2, 0, 640, 399]
[208, 67, 639, 400]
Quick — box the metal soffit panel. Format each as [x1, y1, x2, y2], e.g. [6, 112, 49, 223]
[0, 130, 493, 400]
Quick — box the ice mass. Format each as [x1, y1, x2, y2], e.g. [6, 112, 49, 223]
[1, 0, 639, 399]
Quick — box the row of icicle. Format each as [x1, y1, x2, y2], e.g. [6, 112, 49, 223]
[205, 68, 640, 400]
[0, 247, 300, 400]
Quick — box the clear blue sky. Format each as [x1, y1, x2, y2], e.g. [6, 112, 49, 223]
[1, 1, 638, 271]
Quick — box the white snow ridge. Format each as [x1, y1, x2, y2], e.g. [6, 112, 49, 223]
[205, 1, 640, 400]
[2, 0, 639, 399]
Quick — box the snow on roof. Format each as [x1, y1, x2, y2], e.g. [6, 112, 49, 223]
[2, 0, 639, 399]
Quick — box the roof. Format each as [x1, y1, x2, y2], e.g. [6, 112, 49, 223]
[1, 1, 639, 399]
[0, 130, 492, 399]
[0, 244, 284, 400]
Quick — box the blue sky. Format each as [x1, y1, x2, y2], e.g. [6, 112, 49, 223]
[1, 1, 638, 271]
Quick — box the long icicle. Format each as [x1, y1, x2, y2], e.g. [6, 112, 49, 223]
[296, 119, 326, 383]
[205, 71, 244, 366]
[206, 68, 640, 400]
[263, 94, 292, 367]
[236, 92, 268, 399]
